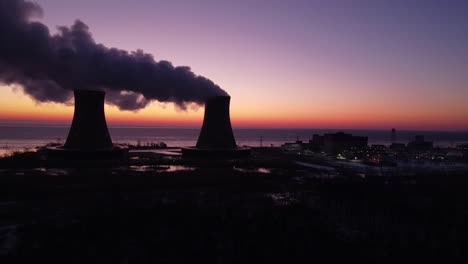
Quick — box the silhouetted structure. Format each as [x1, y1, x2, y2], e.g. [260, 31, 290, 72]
[196, 96, 237, 149]
[182, 96, 250, 157]
[407, 135, 433, 151]
[390, 143, 406, 150]
[46, 90, 127, 163]
[309, 134, 324, 151]
[311, 132, 368, 155]
[391, 128, 397, 143]
[65, 90, 113, 150]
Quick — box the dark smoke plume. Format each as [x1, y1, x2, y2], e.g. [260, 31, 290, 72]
[0, 0, 228, 110]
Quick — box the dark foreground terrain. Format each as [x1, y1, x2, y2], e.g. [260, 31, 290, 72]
[0, 151, 467, 263]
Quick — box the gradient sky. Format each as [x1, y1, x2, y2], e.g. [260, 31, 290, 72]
[1, 0, 467, 129]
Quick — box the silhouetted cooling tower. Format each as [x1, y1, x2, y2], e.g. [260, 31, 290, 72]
[196, 96, 237, 149]
[46, 90, 127, 164]
[64, 90, 113, 150]
[182, 96, 250, 158]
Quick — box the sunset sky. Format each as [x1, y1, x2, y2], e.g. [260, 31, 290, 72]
[1, 0, 467, 130]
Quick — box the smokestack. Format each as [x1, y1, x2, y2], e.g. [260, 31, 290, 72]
[64, 90, 113, 150]
[196, 96, 237, 149]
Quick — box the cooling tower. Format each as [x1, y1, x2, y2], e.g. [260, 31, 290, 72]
[64, 90, 113, 150]
[182, 96, 250, 158]
[46, 90, 127, 164]
[196, 96, 237, 149]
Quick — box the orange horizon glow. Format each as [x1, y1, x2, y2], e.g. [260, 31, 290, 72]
[1, 87, 467, 131]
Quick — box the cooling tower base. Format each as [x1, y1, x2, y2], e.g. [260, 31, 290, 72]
[45, 146, 128, 165]
[181, 147, 251, 158]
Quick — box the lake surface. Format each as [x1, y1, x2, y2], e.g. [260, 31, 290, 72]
[0, 125, 467, 156]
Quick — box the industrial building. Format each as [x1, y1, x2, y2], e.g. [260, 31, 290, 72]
[310, 132, 368, 155]
[407, 135, 433, 151]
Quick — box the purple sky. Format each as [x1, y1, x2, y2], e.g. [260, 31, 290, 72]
[7, 0, 468, 129]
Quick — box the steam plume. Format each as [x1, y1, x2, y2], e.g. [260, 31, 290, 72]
[0, 0, 228, 110]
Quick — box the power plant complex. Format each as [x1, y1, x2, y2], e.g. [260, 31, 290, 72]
[46, 90, 249, 162]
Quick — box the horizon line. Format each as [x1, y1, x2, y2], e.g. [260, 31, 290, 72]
[0, 120, 467, 132]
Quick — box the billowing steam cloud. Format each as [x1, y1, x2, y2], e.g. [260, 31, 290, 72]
[0, 0, 228, 110]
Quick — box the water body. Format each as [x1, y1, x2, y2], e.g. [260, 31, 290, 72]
[0, 125, 467, 156]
